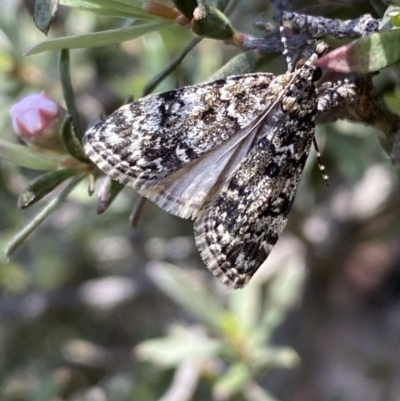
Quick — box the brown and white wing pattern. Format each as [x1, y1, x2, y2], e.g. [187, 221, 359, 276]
[83, 62, 320, 288]
[83, 73, 278, 219]
[194, 65, 319, 288]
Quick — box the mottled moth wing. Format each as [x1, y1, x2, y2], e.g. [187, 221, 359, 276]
[83, 73, 283, 219]
[83, 62, 320, 288]
[194, 65, 319, 288]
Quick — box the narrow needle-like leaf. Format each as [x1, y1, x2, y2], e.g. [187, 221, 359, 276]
[7, 175, 84, 260]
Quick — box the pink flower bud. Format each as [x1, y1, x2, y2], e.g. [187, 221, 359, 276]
[10, 92, 67, 153]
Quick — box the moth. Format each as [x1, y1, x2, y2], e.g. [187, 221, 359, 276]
[83, 50, 323, 289]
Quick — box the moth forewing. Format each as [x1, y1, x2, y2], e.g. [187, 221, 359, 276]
[194, 65, 320, 288]
[83, 72, 281, 219]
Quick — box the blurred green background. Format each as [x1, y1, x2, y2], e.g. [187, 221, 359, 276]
[2, 1, 400, 400]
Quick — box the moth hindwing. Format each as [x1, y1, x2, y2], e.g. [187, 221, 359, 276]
[83, 63, 321, 289]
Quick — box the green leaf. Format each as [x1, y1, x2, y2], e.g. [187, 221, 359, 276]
[60, 0, 162, 19]
[315, 29, 400, 74]
[136, 326, 221, 367]
[147, 262, 225, 331]
[7, 175, 84, 260]
[213, 363, 251, 399]
[0, 2, 22, 60]
[251, 264, 305, 346]
[24, 21, 173, 55]
[252, 346, 300, 370]
[228, 280, 262, 335]
[60, 0, 159, 20]
[60, 115, 88, 161]
[0, 139, 62, 170]
[18, 168, 79, 209]
[380, 5, 400, 31]
[34, 0, 59, 35]
[243, 383, 281, 401]
[208, 51, 258, 81]
[62, 0, 143, 5]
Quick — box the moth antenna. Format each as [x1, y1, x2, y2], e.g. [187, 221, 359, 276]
[303, 40, 329, 66]
[279, 22, 296, 72]
[313, 137, 329, 187]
